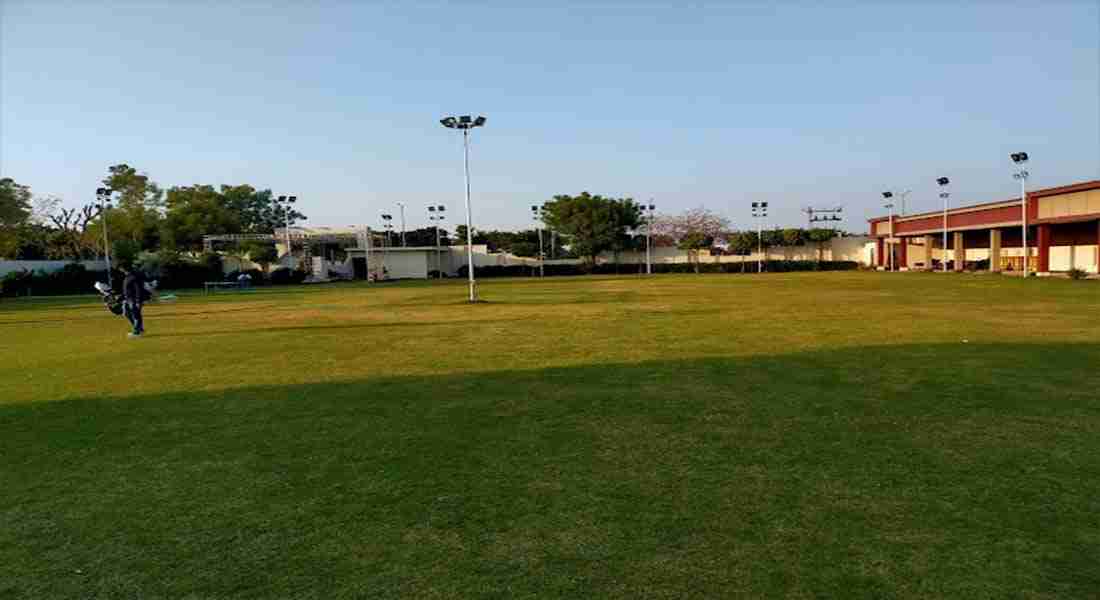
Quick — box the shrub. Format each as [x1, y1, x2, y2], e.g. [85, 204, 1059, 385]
[269, 267, 307, 285]
[1, 270, 33, 297]
[224, 268, 265, 284]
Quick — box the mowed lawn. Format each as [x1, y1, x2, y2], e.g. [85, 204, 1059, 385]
[2, 272, 1099, 599]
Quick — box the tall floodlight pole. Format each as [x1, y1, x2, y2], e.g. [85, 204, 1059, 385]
[95, 188, 114, 279]
[276, 195, 297, 267]
[936, 177, 950, 272]
[1011, 153, 1030, 277]
[881, 192, 896, 271]
[644, 202, 656, 275]
[440, 114, 487, 302]
[751, 202, 768, 273]
[882, 200, 896, 272]
[380, 213, 393, 279]
[429, 205, 446, 278]
[531, 205, 545, 277]
[397, 202, 407, 247]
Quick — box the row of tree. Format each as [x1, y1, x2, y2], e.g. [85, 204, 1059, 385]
[3, 173, 845, 270]
[0, 165, 304, 261]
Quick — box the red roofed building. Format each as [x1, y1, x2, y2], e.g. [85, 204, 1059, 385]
[869, 179, 1100, 274]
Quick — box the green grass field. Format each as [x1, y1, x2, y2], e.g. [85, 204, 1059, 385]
[3, 273, 1099, 598]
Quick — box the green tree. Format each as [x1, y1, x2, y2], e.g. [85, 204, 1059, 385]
[102, 164, 164, 249]
[0, 177, 32, 226]
[806, 228, 837, 262]
[541, 192, 641, 266]
[112, 238, 142, 269]
[402, 226, 452, 247]
[0, 178, 33, 258]
[241, 241, 279, 272]
[779, 228, 805, 260]
[223, 186, 306, 233]
[726, 231, 758, 272]
[161, 185, 243, 251]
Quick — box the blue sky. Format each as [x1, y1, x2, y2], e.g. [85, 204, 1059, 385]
[2, 1, 1098, 232]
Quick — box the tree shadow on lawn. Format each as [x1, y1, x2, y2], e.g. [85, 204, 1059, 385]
[2, 343, 1099, 599]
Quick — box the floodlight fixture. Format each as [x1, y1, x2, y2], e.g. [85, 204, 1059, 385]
[1011, 152, 1029, 164]
[937, 177, 950, 186]
[882, 191, 893, 199]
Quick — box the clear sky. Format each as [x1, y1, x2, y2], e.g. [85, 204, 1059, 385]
[2, 1, 1098, 233]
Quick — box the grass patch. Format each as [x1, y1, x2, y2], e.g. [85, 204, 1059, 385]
[2, 273, 1099, 598]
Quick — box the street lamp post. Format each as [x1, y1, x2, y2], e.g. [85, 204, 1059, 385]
[428, 205, 446, 278]
[1011, 153, 1030, 277]
[96, 187, 114, 282]
[751, 202, 768, 273]
[936, 177, 950, 273]
[440, 114, 487, 303]
[531, 205, 545, 277]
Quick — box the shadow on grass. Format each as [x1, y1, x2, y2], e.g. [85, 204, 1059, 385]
[3, 343, 1099, 599]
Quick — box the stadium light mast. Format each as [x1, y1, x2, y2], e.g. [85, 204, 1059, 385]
[531, 205, 545, 277]
[882, 194, 896, 272]
[440, 114, 486, 302]
[95, 187, 114, 278]
[751, 201, 768, 273]
[380, 212, 394, 279]
[642, 202, 656, 275]
[396, 202, 407, 247]
[428, 205, 446, 278]
[936, 178, 950, 273]
[276, 195, 298, 266]
[1011, 153, 1030, 277]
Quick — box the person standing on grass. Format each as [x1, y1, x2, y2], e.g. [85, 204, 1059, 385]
[121, 265, 148, 338]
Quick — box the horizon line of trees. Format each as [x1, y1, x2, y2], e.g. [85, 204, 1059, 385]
[0, 165, 304, 264]
[4, 173, 852, 271]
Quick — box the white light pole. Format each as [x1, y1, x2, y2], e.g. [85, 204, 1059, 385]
[396, 202, 407, 247]
[751, 202, 768, 273]
[276, 195, 298, 267]
[936, 177, 950, 272]
[440, 114, 487, 303]
[429, 205, 446, 278]
[883, 201, 896, 271]
[96, 187, 113, 280]
[1011, 152, 1030, 277]
[531, 205, 545, 277]
[643, 202, 655, 275]
[380, 213, 393, 279]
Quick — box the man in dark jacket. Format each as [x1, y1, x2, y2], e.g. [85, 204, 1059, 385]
[121, 265, 147, 338]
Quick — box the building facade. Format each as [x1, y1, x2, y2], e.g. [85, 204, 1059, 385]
[869, 179, 1100, 274]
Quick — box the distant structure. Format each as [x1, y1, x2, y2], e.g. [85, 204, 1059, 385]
[869, 179, 1100, 274]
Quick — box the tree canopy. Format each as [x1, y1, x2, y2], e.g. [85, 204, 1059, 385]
[541, 192, 640, 264]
